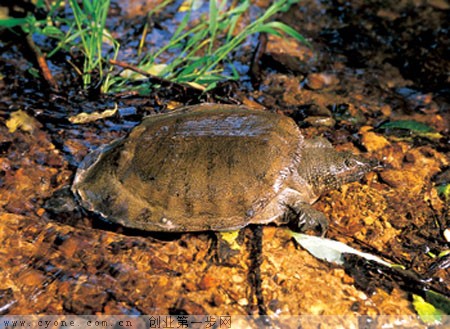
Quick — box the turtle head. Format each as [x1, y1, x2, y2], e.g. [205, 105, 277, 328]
[330, 151, 378, 184]
[298, 145, 378, 196]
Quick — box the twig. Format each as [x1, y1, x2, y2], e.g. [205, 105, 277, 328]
[26, 34, 59, 92]
[249, 33, 267, 87]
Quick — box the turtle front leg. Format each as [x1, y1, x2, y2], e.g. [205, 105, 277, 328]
[287, 202, 329, 235]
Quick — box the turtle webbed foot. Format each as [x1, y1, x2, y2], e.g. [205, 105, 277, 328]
[288, 203, 329, 235]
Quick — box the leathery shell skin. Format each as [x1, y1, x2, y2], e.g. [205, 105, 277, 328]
[72, 103, 374, 232]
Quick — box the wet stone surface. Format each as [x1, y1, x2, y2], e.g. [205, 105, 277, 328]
[0, 0, 449, 322]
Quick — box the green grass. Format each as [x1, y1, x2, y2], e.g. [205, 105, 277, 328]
[120, 0, 308, 92]
[1, 0, 307, 94]
[51, 0, 120, 92]
[0, 0, 119, 92]
[0, 0, 64, 36]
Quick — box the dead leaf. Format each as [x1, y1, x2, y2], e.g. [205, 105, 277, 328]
[119, 64, 168, 80]
[179, 0, 204, 12]
[6, 110, 42, 133]
[69, 105, 118, 124]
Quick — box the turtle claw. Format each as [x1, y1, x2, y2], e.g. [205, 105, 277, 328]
[289, 203, 329, 235]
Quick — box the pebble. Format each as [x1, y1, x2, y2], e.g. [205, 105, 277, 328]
[304, 116, 336, 127]
[444, 228, 450, 243]
[306, 73, 339, 90]
[118, 106, 137, 117]
[238, 298, 249, 306]
[232, 274, 245, 283]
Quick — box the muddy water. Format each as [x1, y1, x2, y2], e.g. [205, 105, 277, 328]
[0, 0, 449, 322]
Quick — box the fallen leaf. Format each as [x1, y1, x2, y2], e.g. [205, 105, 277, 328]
[179, 0, 204, 12]
[379, 120, 443, 139]
[219, 230, 241, 251]
[119, 64, 168, 80]
[6, 110, 42, 133]
[290, 231, 391, 266]
[69, 105, 118, 124]
[412, 294, 443, 326]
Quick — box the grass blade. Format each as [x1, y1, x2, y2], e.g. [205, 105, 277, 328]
[208, 0, 218, 55]
[263, 21, 310, 45]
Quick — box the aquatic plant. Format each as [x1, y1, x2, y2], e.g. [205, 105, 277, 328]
[112, 0, 307, 92]
[64, 0, 119, 90]
[0, 0, 306, 93]
[0, 0, 119, 92]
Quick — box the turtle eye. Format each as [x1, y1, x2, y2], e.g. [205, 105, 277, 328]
[344, 158, 356, 168]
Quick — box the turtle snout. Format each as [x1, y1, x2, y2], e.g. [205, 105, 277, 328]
[349, 155, 378, 172]
[343, 155, 380, 181]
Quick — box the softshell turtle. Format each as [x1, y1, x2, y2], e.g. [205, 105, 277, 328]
[72, 103, 376, 232]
